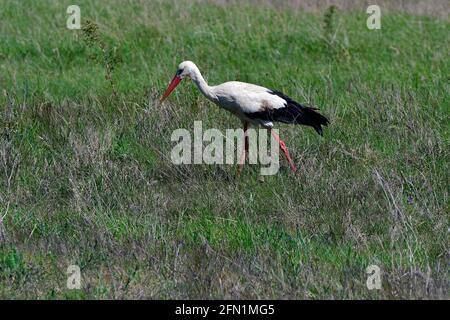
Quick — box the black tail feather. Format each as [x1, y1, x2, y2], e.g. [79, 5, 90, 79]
[265, 90, 329, 135]
[297, 105, 330, 136]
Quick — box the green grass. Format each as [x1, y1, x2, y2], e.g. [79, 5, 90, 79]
[0, 0, 448, 299]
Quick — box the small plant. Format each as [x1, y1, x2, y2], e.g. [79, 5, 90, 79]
[322, 5, 350, 61]
[82, 20, 121, 99]
[323, 5, 337, 43]
[0, 247, 26, 279]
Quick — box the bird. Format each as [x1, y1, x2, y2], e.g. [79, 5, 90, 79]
[160, 61, 329, 173]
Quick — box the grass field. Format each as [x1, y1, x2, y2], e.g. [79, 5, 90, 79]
[0, 0, 448, 299]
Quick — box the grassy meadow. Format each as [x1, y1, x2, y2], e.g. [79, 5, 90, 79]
[0, 0, 449, 299]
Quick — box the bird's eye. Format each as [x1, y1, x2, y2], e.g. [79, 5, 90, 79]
[176, 68, 183, 76]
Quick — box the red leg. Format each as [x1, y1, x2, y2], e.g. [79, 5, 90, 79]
[270, 129, 297, 173]
[238, 122, 249, 174]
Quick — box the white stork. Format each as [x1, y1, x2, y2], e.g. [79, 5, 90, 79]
[160, 61, 329, 173]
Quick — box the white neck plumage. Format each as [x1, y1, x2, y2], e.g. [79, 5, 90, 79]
[190, 66, 216, 101]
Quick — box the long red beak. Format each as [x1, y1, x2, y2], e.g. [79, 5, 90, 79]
[160, 75, 182, 102]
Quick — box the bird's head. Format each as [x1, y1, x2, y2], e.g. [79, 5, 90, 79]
[176, 61, 198, 79]
[160, 61, 198, 102]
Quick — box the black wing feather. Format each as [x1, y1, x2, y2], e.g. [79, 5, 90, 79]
[245, 89, 330, 136]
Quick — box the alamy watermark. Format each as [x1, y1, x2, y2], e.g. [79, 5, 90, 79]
[66, 5, 81, 30]
[171, 121, 280, 175]
[366, 264, 382, 290]
[67, 264, 81, 289]
[366, 5, 381, 30]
